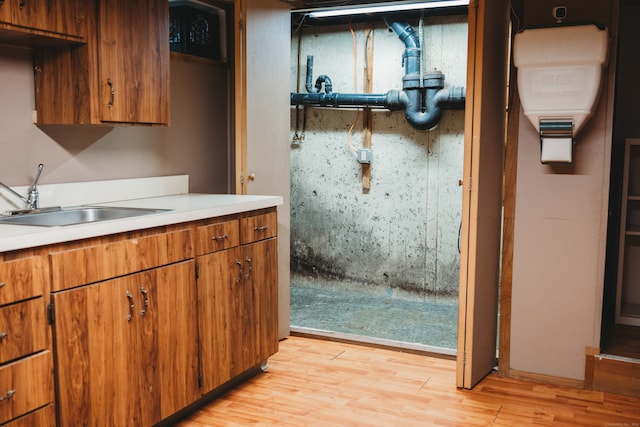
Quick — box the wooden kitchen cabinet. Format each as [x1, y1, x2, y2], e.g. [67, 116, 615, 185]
[0, 254, 53, 426]
[7, 0, 86, 37]
[0, 352, 54, 425]
[0, 0, 86, 44]
[197, 209, 278, 394]
[34, 0, 170, 125]
[0, 204, 279, 426]
[52, 260, 199, 427]
[2, 404, 55, 427]
[50, 227, 198, 427]
[97, 0, 170, 124]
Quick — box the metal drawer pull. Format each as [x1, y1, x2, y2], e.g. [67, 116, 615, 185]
[0, 332, 7, 341]
[0, 389, 15, 401]
[212, 234, 229, 242]
[140, 287, 149, 317]
[0, 281, 4, 288]
[254, 225, 268, 231]
[126, 290, 134, 321]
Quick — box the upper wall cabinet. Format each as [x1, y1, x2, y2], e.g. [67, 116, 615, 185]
[0, 0, 87, 44]
[97, 0, 170, 124]
[33, 0, 170, 126]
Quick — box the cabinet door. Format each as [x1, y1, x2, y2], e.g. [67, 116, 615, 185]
[0, 1, 11, 23]
[53, 261, 198, 427]
[197, 247, 242, 393]
[197, 239, 278, 393]
[98, 0, 170, 124]
[53, 272, 149, 427]
[246, 238, 279, 362]
[10, 0, 85, 37]
[154, 260, 200, 418]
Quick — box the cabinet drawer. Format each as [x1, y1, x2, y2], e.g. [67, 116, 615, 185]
[0, 351, 54, 424]
[0, 257, 47, 306]
[196, 219, 239, 255]
[50, 229, 194, 291]
[240, 211, 277, 245]
[0, 298, 47, 364]
[2, 403, 54, 427]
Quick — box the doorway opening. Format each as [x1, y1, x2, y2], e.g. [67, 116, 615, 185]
[289, 10, 468, 354]
[601, 0, 640, 361]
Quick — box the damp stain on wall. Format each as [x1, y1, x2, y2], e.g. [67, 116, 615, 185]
[290, 15, 468, 298]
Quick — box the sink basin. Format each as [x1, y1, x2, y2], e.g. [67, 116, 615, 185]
[0, 206, 170, 227]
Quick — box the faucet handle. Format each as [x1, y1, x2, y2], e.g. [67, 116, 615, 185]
[30, 164, 44, 190]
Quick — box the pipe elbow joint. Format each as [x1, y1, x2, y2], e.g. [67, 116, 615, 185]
[315, 75, 333, 94]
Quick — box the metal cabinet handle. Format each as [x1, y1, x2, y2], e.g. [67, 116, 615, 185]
[126, 290, 134, 321]
[244, 257, 252, 280]
[235, 259, 243, 283]
[140, 287, 149, 317]
[0, 389, 15, 401]
[212, 234, 228, 242]
[254, 225, 268, 232]
[107, 79, 115, 107]
[0, 332, 7, 341]
[0, 281, 4, 288]
[19, 0, 25, 9]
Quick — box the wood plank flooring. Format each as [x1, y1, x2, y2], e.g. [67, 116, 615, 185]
[174, 336, 640, 426]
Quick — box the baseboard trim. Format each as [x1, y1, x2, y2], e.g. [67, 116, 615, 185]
[507, 368, 585, 389]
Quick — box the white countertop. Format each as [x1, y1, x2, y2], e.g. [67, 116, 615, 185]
[0, 193, 283, 252]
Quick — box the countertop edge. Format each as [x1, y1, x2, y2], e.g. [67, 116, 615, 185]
[0, 194, 283, 252]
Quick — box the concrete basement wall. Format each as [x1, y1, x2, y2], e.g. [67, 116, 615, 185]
[290, 15, 467, 298]
[0, 45, 230, 197]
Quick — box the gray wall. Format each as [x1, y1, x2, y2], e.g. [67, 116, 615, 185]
[0, 44, 230, 195]
[290, 15, 467, 298]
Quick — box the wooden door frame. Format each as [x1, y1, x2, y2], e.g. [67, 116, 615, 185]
[235, 0, 248, 195]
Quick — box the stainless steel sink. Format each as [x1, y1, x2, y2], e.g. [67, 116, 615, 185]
[0, 206, 170, 227]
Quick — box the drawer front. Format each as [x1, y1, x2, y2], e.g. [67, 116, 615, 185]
[196, 219, 239, 256]
[0, 298, 47, 364]
[0, 257, 46, 306]
[50, 229, 194, 291]
[0, 351, 54, 424]
[2, 403, 55, 427]
[240, 211, 277, 245]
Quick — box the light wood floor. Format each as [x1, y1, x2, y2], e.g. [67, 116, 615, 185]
[175, 336, 640, 426]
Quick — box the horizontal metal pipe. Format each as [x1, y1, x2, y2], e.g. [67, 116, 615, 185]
[290, 92, 393, 108]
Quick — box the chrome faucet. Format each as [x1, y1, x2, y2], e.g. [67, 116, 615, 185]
[0, 164, 44, 210]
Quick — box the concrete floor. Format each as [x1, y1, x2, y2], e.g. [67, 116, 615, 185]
[290, 273, 458, 350]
